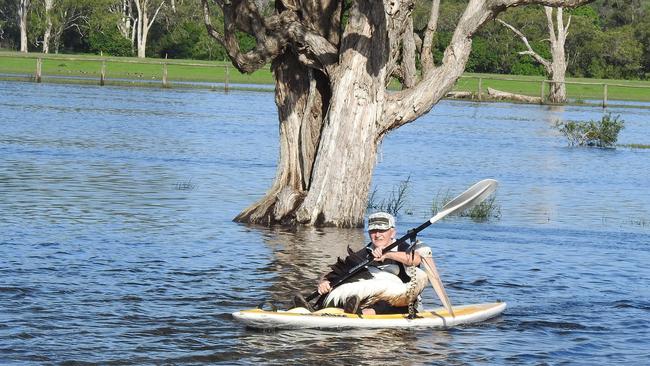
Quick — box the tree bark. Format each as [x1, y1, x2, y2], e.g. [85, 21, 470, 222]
[420, 0, 440, 73]
[203, 0, 594, 227]
[487, 87, 542, 103]
[42, 0, 54, 54]
[18, 0, 30, 53]
[546, 6, 569, 103]
[134, 0, 165, 58]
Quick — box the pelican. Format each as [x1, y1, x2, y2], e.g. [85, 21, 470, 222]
[323, 244, 454, 316]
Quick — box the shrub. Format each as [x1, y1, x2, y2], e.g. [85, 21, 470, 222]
[88, 29, 133, 57]
[554, 113, 625, 148]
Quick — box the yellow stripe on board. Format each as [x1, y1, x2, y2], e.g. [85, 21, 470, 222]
[239, 303, 498, 319]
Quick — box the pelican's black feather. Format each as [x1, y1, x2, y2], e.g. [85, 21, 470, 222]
[324, 246, 373, 284]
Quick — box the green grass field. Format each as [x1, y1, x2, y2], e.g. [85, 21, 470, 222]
[2, 51, 650, 103]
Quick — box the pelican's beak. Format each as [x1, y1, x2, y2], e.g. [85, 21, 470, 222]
[421, 256, 455, 317]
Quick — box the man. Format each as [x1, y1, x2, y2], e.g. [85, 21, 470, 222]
[314, 212, 430, 315]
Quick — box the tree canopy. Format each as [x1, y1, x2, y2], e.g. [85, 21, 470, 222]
[0, 0, 647, 79]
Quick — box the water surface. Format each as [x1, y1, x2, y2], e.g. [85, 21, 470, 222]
[1, 81, 649, 364]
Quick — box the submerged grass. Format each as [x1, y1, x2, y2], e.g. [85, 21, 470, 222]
[367, 176, 411, 216]
[431, 190, 501, 222]
[619, 143, 650, 149]
[175, 178, 197, 191]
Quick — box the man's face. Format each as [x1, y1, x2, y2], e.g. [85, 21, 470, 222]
[369, 228, 395, 249]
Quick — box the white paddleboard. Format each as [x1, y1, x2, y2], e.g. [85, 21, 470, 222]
[232, 302, 506, 329]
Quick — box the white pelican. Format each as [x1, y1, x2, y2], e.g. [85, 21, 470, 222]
[323, 243, 455, 316]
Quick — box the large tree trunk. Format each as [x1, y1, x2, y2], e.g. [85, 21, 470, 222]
[18, 0, 30, 53]
[204, 0, 594, 227]
[294, 1, 389, 226]
[42, 0, 54, 54]
[547, 7, 569, 103]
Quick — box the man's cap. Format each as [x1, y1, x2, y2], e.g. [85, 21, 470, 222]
[367, 212, 395, 231]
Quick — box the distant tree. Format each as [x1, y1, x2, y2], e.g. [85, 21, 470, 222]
[133, 0, 166, 57]
[42, 0, 53, 52]
[110, 0, 136, 48]
[18, 0, 30, 52]
[598, 25, 643, 79]
[499, 6, 571, 102]
[633, 13, 650, 78]
[563, 7, 602, 77]
[0, 0, 16, 46]
[591, 0, 644, 29]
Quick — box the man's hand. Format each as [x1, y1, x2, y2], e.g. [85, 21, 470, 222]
[317, 280, 332, 295]
[371, 247, 388, 262]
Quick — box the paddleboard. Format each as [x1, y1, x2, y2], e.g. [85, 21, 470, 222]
[232, 301, 506, 329]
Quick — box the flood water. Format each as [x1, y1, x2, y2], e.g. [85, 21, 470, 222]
[1, 80, 649, 365]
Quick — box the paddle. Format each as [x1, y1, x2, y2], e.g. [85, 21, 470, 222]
[303, 178, 499, 305]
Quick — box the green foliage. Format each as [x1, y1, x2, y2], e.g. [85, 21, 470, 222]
[2, 0, 650, 80]
[554, 113, 625, 148]
[88, 28, 133, 57]
[511, 60, 545, 76]
[466, 37, 500, 73]
[155, 21, 227, 60]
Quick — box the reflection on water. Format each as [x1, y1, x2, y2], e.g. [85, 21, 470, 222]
[1, 80, 649, 364]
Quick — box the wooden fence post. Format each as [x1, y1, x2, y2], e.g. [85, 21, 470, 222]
[35, 58, 42, 83]
[100, 60, 106, 86]
[540, 80, 545, 104]
[225, 64, 230, 93]
[478, 77, 482, 101]
[162, 62, 169, 88]
[603, 84, 608, 108]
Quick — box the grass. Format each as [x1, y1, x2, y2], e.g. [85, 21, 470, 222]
[0, 50, 273, 85]
[432, 190, 501, 222]
[3, 50, 650, 102]
[367, 176, 412, 216]
[619, 143, 650, 149]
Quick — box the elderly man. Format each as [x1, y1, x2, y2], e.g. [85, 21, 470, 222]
[314, 212, 431, 315]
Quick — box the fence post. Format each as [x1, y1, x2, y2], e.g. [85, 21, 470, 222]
[35, 58, 42, 83]
[603, 84, 608, 108]
[225, 64, 230, 93]
[162, 62, 169, 88]
[477, 77, 482, 101]
[100, 60, 106, 86]
[540, 80, 545, 104]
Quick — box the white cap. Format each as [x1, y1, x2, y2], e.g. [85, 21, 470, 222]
[367, 212, 395, 231]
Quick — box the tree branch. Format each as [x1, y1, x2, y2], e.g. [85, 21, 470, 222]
[545, 6, 556, 45]
[498, 18, 551, 71]
[420, 0, 440, 73]
[400, 16, 417, 88]
[381, 0, 593, 134]
[147, 0, 166, 30]
[202, 0, 338, 75]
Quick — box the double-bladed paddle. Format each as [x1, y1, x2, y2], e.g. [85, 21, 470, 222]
[303, 178, 499, 314]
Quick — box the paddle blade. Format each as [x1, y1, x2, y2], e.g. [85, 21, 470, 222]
[421, 256, 455, 317]
[431, 179, 498, 224]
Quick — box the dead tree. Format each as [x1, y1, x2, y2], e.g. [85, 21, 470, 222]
[202, 0, 593, 227]
[498, 6, 571, 103]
